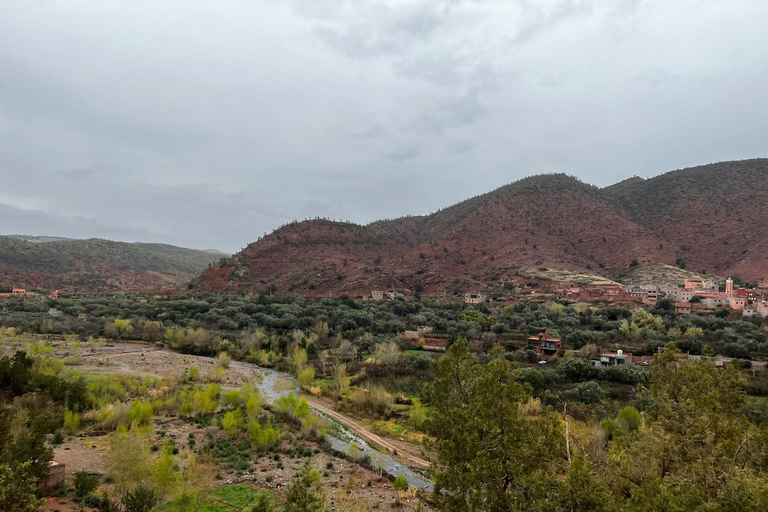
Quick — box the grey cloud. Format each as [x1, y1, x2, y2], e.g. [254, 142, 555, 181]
[0, 0, 767, 252]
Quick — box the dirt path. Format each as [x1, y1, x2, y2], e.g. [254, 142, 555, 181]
[306, 397, 430, 469]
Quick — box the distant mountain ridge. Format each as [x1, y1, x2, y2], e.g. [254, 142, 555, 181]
[0, 236, 226, 292]
[195, 159, 768, 296]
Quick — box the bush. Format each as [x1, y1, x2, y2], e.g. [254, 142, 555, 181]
[250, 420, 279, 449]
[559, 381, 605, 404]
[217, 351, 232, 368]
[394, 474, 408, 491]
[188, 366, 200, 381]
[83, 494, 101, 508]
[72, 470, 99, 500]
[349, 385, 393, 417]
[63, 409, 81, 434]
[123, 485, 158, 512]
[128, 400, 153, 426]
[298, 367, 315, 388]
[222, 409, 244, 436]
[617, 406, 641, 432]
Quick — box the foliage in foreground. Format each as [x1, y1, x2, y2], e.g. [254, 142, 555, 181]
[425, 340, 768, 512]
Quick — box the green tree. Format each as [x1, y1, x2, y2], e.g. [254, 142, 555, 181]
[605, 345, 768, 509]
[222, 409, 244, 436]
[0, 462, 44, 512]
[72, 470, 99, 500]
[424, 340, 565, 511]
[284, 461, 328, 512]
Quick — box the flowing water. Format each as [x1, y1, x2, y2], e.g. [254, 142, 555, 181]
[233, 361, 434, 491]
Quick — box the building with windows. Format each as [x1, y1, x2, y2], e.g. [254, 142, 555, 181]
[464, 292, 486, 304]
[527, 331, 562, 358]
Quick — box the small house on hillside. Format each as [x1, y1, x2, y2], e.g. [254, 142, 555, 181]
[675, 302, 692, 315]
[527, 331, 562, 358]
[464, 292, 486, 304]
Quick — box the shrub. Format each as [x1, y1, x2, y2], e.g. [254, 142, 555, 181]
[128, 400, 153, 427]
[617, 406, 641, 432]
[63, 409, 81, 434]
[73, 470, 99, 500]
[408, 398, 427, 428]
[187, 366, 200, 381]
[298, 367, 315, 388]
[250, 420, 279, 449]
[350, 385, 393, 417]
[123, 485, 158, 512]
[217, 352, 232, 369]
[394, 474, 408, 491]
[84, 494, 101, 508]
[222, 409, 244, 436]
[222, 389, 242, 407]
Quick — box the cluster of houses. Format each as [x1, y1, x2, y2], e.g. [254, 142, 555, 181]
[372, 289, 488, 305]
[371, 290, 405, 302]
[552, 278, 768, 319]
[0, 287, 37, 298]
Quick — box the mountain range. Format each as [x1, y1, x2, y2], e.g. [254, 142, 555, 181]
[195, 159, 768, 297]
[0, 236, 225, 292]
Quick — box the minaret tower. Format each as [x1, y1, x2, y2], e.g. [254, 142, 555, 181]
[726, 277, 734, 297]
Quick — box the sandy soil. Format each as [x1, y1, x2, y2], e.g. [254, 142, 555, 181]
[20, 339, 435, 511]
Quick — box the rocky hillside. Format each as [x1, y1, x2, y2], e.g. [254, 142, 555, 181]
[0, 236, 225, 292]
[603, 159, 768, 279]
[195, 159, 768, 297]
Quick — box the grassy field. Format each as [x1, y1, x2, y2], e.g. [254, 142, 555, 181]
[160, 484, 275, 512]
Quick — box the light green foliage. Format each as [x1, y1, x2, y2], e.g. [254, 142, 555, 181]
[205, 383, 221, 401]
[298, 366, 316, 388]
[275, 392, 310, 421]
[0, 462, 44, 512]
[187, 365, 200, 381]
[616, 406, 641, 432]
[217, 351, 232, 368]
[152, 440, 179, 498]
[347, 443, 363, 460]
[29, 340, 52, 356]
[294, 397, 310, 420]
[222, 389, 242, 407]
[291, 346, 308, 373]
[113, 318, 133, 337]
[192, 390, 216, 415]
[408, 398, 427, 428]
[275, 392, 297, 416]
[393, 474, 408, 491]
[246, 392, 263, 419]
[63, 408, 81, 433]
[249, 420, 279, 449]
[333, 364, 350, 396]
[222, 409, 244, 436]
[106, 427, 154, 497]
[129, 400, 154, 427]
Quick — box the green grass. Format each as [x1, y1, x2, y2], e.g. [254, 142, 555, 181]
[160, 484, 273, 512]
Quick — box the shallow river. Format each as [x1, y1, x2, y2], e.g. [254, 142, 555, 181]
[232, 361, 434, 492]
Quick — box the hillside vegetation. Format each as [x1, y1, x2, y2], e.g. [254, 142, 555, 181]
[0, 236, 224, 292]
[196, 159, 768, 296]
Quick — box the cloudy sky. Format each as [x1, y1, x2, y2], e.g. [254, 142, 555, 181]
[1, 0, 767, 252]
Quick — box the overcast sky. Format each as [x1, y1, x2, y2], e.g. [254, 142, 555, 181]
[1, 0, 767, 252]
